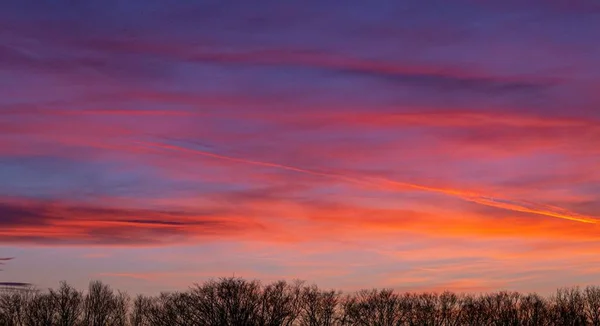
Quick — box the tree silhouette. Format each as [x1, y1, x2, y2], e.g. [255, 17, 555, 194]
[298, 285, 340, 326]
[552, 287, 586, 325]
[49, 281, 83, 326]
[24, 291, 55, 326]
[82, 280, 129, 326]
[584, 286, 600, 326]
[130, 295, 153, 326]
[4, 277, 600, 325]
[341, 288, 403, 326]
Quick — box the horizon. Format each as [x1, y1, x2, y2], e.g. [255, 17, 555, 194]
[1, 0, 600, 297]
[2, 275, 600, 297]
[3, 277, 600, 325]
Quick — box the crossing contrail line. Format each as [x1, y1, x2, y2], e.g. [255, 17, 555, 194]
[139, 141, 598, 224]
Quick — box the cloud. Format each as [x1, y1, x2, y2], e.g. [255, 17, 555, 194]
[78, 38, 554, 95]
[0, 199, 267, 245]
[181, 49, 552, 94]
[140, 141, 599, 224]
[3, 185, 598, 247]
[0, 282, 31, 288]
[0, 257, 14, 270]
[1, 8, 554, 97]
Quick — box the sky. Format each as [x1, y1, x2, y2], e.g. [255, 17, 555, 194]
[0, 0, 599, 295]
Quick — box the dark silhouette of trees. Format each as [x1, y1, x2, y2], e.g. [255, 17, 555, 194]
[298, 285, 340, 326]
[258, 280, 303, 326]
[81, 281, 129, 326]
[519, 293, 550, 326]
[4, 278, 600, 325]
[184, 277, 263, 325]
[24, 292, 54, 326]
[584, 286, 600, 326]
[49, 282, 82, 326]
[552, 287, 587, 326]
[129, 295, 152, 326]
[437, 291, 462, 325]
[341, 289, 403, 325]
[82, 281, 114, 326]
[0, 287, 35, 326]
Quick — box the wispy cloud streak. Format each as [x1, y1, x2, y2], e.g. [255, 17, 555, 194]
[141, 142, 598, 224]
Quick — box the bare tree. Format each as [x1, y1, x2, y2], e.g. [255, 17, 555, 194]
[0, 287, 35, 326]
[298, 285, 340, 326]
[437, 291, 463, 326]
[518, 293, 550, 326]
[110, 291, 130, 326]
[24, 291, 55, 326]
[341, 288, 401, 326]
[50, 281, 83, 326]
[0, 291, 25, 326]
[130, 295, 153, 326]
[145, 292, 189, 326]
[8, 276, 600, 325]
[552, 287, 586, 326]
[83, 281, 117, 326]
[411, 292, 440, 325]
[257, 280, 303, 326]
[479, 291, 521, 326]
[187, 277, 263, 326]
[585, 286, 600, 326]
[456, 294, 488, 325]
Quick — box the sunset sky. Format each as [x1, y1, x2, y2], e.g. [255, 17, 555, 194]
[1, 0, 599, 295]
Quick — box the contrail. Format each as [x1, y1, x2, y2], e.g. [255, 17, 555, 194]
[375, 179, 597, 224]
[140, 141, 598, 224]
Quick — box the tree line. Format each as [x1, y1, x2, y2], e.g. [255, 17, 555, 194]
[1, 277, 600, 325]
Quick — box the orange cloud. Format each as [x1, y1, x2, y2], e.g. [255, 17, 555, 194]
[3, 189, 597, 246]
